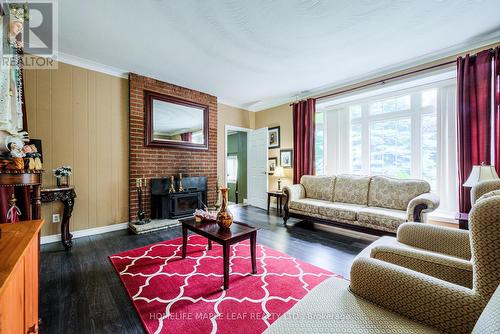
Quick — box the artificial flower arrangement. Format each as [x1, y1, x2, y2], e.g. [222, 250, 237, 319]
[53, 166, 72, 187]
[53, 166, 72, 177]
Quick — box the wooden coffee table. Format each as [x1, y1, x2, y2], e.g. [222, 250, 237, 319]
[180, 217, 260, 290]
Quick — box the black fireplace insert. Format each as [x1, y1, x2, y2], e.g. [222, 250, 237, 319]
[151, 176, 207, 219]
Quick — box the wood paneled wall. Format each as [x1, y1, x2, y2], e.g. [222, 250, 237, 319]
[24, 62, 129, 236]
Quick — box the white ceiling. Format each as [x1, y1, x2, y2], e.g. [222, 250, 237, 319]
[58, 0, 500, 111]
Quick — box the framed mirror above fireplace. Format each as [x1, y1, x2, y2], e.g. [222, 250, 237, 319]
[144, 90, 209, 150]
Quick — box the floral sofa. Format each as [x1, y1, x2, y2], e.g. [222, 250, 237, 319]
[283, 175, 440, 234]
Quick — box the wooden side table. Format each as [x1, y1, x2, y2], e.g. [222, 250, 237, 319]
[267, 191, 286, 216]
[180, 218, 259, 290]
[41, 186, 76, 250]
[456, 212, 469, 230]
[0, 170, 43, 220]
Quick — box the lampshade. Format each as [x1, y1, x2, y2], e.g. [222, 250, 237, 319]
[463, 165, 499, 187]
[274, 166, 284, 177]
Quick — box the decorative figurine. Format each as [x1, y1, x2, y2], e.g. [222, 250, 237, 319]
[169, 175, 176, 193]
[6, 194, 21, 223]
[22, 144, 42, 170]
[0, 5, 30, 156]
[7, 139, 25, 170]
[216, 187, 233, 229]
[8, 13, 24, 49]
[28, 157, 35, 169]
[178, 173, 184, 192]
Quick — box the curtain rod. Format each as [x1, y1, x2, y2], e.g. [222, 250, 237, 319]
[317, 60, 457, 101]
[290, 59, 456, 106]
[291, 45, 499, 106]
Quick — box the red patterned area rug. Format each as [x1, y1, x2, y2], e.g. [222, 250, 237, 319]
[109, 235, 339, 334]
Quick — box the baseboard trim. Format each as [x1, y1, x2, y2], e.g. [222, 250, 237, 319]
[40, 222, 130, 245]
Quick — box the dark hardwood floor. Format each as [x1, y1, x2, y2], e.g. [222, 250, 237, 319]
[40, 205, 376, 334]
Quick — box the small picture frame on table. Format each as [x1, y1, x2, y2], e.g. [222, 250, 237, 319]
[280, 149, 293, 168]
[268, 126, 280, 149]
[268, 157, 277, 175]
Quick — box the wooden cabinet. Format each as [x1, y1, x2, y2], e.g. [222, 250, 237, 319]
[0, 220, 44, 334]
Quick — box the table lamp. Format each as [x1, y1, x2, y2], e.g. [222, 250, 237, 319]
[463, 164, 499, 204]
[275, 166, 284, 191]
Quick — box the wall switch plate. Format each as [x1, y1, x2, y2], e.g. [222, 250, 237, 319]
[52, 214, 61, 223]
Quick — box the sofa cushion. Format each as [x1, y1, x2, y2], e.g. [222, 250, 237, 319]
[318, 202, 365, 221]
[358, 207, 407, 232]
[358, 236, 473, 288]
[368, 176, 430, 211]
[300, 175, 335, 201]
[265, 277, 440, 334]
[333, 174, 370, 205]
[289, 198, 331, 214]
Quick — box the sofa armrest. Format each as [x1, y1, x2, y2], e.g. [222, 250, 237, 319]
[282, 184, 305, 224]
[283, 184, 305, 205]
[471, 180, 500, 204]
[370, 245, 473, 288]
[350, 257, 485, 334]
[406, 192, 440, 222]
[397, 222, 471, 259]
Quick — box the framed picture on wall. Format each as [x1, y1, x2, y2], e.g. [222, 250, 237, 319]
[268, 126, 280, 149]
[280, 149, 293, 168]
[268, 157, 277, 175]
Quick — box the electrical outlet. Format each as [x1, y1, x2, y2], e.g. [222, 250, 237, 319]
[52, 214, 60, 223]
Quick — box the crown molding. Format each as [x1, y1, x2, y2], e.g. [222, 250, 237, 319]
[56, 52, 129, 78]
[217, 98, 248, 110]
[56, 53, 252, 109]
[52, 32, 500, 113]
[248, 33, 500, 112]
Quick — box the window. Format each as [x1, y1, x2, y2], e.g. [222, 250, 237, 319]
[315, 112, 325, 175]
[226, 155, 238, 183]
[345, 90, 438, 186]
[368, 117, 411, 179]
[315, 71, 458, 218]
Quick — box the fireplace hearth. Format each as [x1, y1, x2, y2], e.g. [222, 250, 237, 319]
[151, 176, 207, 219]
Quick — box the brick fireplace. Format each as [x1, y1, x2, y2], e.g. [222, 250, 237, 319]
[128, 73, 218, 222]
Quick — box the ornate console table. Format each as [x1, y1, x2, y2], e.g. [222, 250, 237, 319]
[41, 186, 76, 251]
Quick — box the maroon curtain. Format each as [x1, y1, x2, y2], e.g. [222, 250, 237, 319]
[292, 98, 316, 184]
[181, 132, 192, 141]
[494, 47, 500, 175]
[457, 50, 493, 213]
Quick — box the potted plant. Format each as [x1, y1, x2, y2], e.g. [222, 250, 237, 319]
[53, 166, 72, 187]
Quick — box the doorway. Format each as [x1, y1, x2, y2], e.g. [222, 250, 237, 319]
[226, 130, 248, 204]
[225, 126, 268, 209]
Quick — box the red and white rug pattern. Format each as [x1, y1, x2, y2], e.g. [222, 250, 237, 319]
[110, 235, 339, 334]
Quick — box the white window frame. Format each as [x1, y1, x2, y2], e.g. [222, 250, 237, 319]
[347, 89, 436, 179]
[317, 75, 458, 221]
